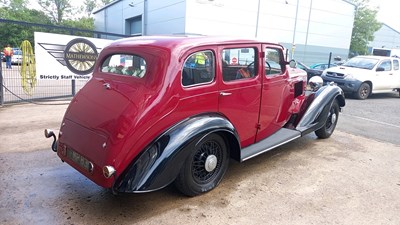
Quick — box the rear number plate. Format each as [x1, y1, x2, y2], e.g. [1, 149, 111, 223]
[66, 148, 93, 173]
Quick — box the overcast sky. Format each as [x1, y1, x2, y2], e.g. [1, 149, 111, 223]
[370, 0, 400, 32]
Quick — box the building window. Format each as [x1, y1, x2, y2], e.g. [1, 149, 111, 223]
[126, 16, 142, 36]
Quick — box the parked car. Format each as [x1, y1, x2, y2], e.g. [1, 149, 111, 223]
[11, 48, 22, 65]
[1, 52, 5, 62]
[297, 61, 324, 80]
[310, 63, 337, 70]
[321, 55, 400, 99]
[45, 36, 345, 196]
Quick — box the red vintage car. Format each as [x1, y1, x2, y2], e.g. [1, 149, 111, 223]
[45, 36, 345, 196]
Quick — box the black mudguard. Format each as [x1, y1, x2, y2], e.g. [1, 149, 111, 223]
[296, 85, 345, 135]
[114, 113, 239, 193]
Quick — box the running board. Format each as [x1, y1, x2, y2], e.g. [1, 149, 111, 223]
[240, 128, 301, 162]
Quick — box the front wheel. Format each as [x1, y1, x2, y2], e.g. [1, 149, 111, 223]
[175, 133, 229, 196]
[315, 100, 340, 139]
[355, 82, 371, 100]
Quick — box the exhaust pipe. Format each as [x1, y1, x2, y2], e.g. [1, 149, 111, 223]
[44, 129, 57, 152]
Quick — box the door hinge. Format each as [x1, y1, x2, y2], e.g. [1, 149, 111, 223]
[256, 123, 261, 129]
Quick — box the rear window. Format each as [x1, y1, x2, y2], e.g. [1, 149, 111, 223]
[101, 54, 146, 78]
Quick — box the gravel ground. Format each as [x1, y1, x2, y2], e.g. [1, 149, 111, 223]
[1, 102, 400, 225]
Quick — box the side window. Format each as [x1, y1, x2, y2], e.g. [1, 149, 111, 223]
[221, 47, 257, 82]
[182, 50, 215, 87]
[101, 54, 146, 78]
[393, 60, 399, 70]
[265, 48, 283, 75]
[378, 60, 392, 71]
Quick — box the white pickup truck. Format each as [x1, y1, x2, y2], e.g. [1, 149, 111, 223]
[321, 55, 400, 99]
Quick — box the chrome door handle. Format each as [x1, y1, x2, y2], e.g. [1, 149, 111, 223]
[220, 92, 232, 96]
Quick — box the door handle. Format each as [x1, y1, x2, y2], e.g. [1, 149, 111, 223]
[220, 92, 232, 96]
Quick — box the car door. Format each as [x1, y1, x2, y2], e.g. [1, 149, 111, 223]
[374, 59, 393, 90]
[256, 45, 291, 142]
[218, 45, 262, 148]
[390, 58, 400, 88]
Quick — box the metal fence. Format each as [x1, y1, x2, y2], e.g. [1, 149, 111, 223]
[0, 63, 87, 103]
[0, 19, 130, 105]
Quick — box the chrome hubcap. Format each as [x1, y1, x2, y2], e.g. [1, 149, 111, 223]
[331, 113, 337, 124]
[204, 155, 218, 172]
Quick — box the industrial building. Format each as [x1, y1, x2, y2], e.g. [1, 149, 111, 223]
[93, 0, 356, 65]
[369, 23, 400, 51]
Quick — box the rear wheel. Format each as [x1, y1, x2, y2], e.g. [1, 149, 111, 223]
[175, 133, 229, 196]
[355, 83, 371, 100]
[315, 100, 339, 139]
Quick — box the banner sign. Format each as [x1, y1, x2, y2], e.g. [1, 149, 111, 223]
[35, 32, 113, 80]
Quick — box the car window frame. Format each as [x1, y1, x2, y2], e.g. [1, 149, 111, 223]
[264, 47, 285, 77]
[181, 49, 216, 88]
[393, 59, 399, 70]
[220, 47, 258, 83]
[377, 59, 392, 72]
[100, 53, 147, 78]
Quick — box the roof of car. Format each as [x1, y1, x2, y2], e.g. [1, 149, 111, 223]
[355, 55, 397, 60]
[106, 35, 282, 50]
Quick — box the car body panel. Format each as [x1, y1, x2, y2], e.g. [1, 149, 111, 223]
[115, 114, 239, 192]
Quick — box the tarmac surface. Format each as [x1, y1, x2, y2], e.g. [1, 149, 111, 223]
[1, 101, 400, 225]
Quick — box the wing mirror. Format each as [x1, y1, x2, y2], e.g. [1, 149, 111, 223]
[289, 60, 297, 68]
[376, 67, 385, 72]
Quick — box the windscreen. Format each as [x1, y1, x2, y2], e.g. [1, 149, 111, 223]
[343, 57, 379, 70]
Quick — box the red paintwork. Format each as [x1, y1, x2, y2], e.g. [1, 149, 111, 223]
[56, 36, 307, 188]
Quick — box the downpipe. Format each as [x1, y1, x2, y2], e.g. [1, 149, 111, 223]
[44, 129, 58, 152]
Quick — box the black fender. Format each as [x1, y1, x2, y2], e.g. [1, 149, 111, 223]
[296, 85, 345, 135]
[114, 113, 239, 193]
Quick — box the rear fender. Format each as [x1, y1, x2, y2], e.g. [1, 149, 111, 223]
[295, 85, 345, 135]
[114, 113, 239, 193]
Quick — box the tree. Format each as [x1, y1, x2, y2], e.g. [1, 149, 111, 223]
[37, 0, 72, 24]
[80, 0, 112, 17]
[0, 0, 96, 48]
[350, 0, 382, 56]
[99, 0, 112, 5]
[82, 0, 97, 17]
[1, 0, 27, 10]
[0, 6, 52, 47]
[61, 17, 95, 37]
